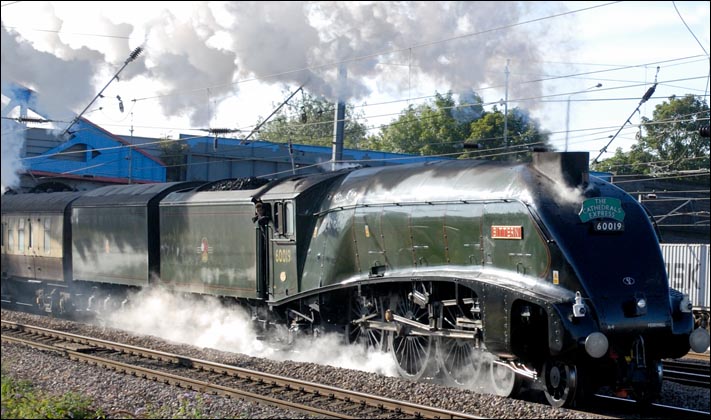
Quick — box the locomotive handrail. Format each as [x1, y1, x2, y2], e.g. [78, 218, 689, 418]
[313, 198, 520, 216]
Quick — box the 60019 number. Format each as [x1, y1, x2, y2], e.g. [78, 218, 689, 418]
[593, 221, 624, 232]
[275, 248, 292, 263]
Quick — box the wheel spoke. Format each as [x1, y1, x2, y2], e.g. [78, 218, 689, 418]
[436, 290, 483, 385]
[388, 285, 436, 380]
[347, 292, 385, 352]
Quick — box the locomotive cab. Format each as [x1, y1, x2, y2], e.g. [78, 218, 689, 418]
[255, 171, 348, 302]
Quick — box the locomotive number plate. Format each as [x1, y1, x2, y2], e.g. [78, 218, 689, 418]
[491, 225, 523, 239]
[592, 220, 624, 232]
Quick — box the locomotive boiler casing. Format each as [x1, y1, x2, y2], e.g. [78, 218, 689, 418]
[297, 152, 695, 363]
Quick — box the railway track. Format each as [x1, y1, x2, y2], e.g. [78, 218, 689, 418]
[2, 314, 707, 419]
[590, 394, 711, 419]
[662, 359, 710, 388]
[1, 320, 482, 419]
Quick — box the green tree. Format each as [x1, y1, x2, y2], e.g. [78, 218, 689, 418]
[593, 94, 709, 175]
[638, 94, 709, 174]
[256, 90, 368, 149]
[371, 91, 483, 156]
[464, 106, 552, 162]
[158, 136, 188, 182]
[591, 145, 654, 175]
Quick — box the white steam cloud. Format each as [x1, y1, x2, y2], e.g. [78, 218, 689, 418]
[1, 1, 567, 125]
[1, 1, 569, 191]
[0, 115, 25, 194]
[101, 286, 518, 399]
[103, 287, 399, 377]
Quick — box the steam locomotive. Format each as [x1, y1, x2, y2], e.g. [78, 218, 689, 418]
[2, 151, 708, 408]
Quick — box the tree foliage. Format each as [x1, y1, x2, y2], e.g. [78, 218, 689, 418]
[369, 91, 551, 161]
[368, 92, 480, 156]
[158, 136, 188, 182]
[256, 90, 368, 149]
[464, 106, 552, 162]
[253, 89, 553, 162]
[593, 94, 709, 175]
[590, 145, 654, 175]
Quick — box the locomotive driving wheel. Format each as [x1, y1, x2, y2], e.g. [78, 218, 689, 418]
[489, 359, 522, 397]
[388, 287, 437, 380]
[436, 297, 484, 385]
[346, 291, 386, 352]
[542, 359, 578, 408]
[438, 338, 485, 385]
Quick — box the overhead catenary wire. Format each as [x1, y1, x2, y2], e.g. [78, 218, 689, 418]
[86, 70, 708, 147]
[61, 46, 144, 137]
[591, 67, 661, 165]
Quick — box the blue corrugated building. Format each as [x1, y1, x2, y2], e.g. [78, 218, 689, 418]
[27, 118, 166, 184]
[2, 82, 166, 192]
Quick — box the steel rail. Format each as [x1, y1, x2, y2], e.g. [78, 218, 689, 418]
[662, 359, 711, 388]
[1, 320, 482, 419]
[1, 333, 355, 419]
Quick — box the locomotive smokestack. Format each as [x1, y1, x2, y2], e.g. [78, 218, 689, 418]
[532, 151, 589, 187]
[331, 65, 347, 171]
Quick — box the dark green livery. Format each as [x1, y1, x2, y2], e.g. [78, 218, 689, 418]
[2, 152, 707, 409]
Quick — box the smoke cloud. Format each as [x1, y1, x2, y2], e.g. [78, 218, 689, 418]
[2, 1, 566, 125]
[1, 116, 24, 194]
[1, 1, 568, 191]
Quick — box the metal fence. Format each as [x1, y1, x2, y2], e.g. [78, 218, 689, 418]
[661, 244, 710, 310]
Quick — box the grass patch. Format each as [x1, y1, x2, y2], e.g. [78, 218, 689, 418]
[1, 368, 105, 419]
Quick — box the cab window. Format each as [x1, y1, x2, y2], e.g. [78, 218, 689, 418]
[273, 201, 295, 238]
[284, 201, 294, 236]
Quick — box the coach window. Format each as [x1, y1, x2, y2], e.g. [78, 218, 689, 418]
[44, 218, 51, 254]
[7, 221, 14, 252]
[28, 219, 33, 249]
[18, 218, 25, 251]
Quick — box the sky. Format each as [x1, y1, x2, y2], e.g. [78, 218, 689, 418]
[1, 1, 710, 187]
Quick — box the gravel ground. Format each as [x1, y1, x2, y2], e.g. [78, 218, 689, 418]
[2, 309, 709, 419]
